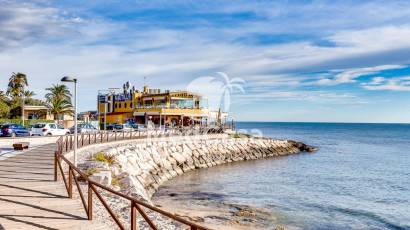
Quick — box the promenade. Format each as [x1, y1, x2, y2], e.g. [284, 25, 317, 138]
[0, 143, 109, 230]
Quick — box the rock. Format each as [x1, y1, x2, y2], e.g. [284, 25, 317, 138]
[90, 170, 112, 186]
[288, 140, 317, 152]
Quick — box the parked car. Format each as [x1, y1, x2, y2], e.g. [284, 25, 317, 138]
[69, 123, 98, 134]
[131, 124, 146, 131]
[1, 123, 30, 137]
[31, 123, 70, 136]
[106, 124, 115, 131]
[113, 124, 133, 132]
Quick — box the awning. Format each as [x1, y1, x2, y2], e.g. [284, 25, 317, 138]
[133, 112, 160, 116]
[143, 97, 165, 101]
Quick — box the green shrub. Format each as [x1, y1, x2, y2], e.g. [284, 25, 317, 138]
[85, 167, 100, 176]
[111, 177, 120, 186]
[0, 118, 55, 128]
[93, 152, 116, 165]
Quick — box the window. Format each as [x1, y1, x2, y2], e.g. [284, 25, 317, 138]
[49, 124, 56, 129]
[33, 124, 46, 128]
[119, 103, 122, 108]
[115, 103, 117, 108]
[130, 102, 133, 108]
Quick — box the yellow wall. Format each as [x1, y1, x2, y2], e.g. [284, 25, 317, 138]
[101, 113, 133, 124]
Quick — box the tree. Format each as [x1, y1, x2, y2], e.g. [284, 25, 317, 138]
[45, 84, 73, 120]
[6, 72, 28, 118]
[0, 100, 10, 118]
[7, 72, 27, 105]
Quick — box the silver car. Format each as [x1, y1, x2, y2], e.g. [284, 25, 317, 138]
[70, 123, 98, 134]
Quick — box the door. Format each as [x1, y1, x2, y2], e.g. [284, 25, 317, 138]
[48, 124, 57, 135]
[57, 125, 66, 135]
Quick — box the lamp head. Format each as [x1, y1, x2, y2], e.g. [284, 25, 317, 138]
[61, 76, 77, 83]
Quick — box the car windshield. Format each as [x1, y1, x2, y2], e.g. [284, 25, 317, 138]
[114, 125, 123, 129]
[2, 125, 10, 129]
[33, 124, 46, 128]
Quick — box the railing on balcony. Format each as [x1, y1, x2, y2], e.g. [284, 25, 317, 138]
[54, 128, 230, 230]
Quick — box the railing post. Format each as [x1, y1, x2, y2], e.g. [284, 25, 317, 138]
[115, 131, 117, 141]
[70, 135, 73, 150]
[68, 166, 73, 198]
[54, 151, 58, 181]
[107, 132, 109, 142]
[81, 133, 84, 146]
[131, 201, 137, 230]
[88, 183, 93, 220]
[88, 133, 91, 144]
[65, 136, 68, 152]
[100, 132, 103, 143]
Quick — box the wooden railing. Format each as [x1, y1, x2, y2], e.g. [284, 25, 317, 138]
[54, 128, 224, 230]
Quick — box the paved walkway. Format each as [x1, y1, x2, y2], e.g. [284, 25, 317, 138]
[0, 144, 109, 230]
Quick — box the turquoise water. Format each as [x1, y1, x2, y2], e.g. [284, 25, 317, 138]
[156, 122, 410, 229]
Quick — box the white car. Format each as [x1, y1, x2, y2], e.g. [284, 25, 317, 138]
[31, 123, 70, 136]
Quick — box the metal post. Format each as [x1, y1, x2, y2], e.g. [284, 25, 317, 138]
[74, 80, 78, 166]
[21, 85, 25, 127]
[104, 103, 107, 130]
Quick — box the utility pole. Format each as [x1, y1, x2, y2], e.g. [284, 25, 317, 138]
[21, 85, 25, 126]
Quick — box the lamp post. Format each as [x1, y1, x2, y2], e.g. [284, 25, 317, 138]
[21, 85, 25, 127]
[61, 76, 78, 166]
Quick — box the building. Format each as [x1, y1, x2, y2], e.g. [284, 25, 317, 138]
[97, 83, 213, 128]
[24, 105, 53, 120]
[78, 111, 98, 122]
[23, 105, 74, 128]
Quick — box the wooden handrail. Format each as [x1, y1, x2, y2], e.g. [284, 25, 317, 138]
[54, 128, 222, 230]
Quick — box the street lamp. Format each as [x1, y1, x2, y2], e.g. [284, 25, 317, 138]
[61, 76, 78, 166]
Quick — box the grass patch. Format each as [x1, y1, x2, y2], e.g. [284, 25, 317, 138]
[85, 167, 100, 176]
[111, 177, 120, 186]
[230, 133, 251, 138]
[93, 152, 116, 165]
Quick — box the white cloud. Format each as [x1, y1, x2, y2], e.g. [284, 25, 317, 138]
[314, 65, 405, 86]
[362, 76, 410, 91]
[1, 1, 410, 118]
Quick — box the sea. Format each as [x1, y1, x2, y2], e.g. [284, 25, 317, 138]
[153, 122, 410, 230]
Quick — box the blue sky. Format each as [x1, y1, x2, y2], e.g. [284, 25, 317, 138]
[1, 0, 410, 123]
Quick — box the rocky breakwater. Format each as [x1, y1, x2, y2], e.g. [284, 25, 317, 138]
[77, 134, 315, 202]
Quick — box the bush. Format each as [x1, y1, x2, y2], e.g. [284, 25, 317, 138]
[93, 152, 116, 165]
[85, 167, 100, 176]
[0, 118, 55, 127]
[111, 177, 120, 186]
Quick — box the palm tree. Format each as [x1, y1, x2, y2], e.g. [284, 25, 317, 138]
[213, 72, 245, 112]
[7, 72, 27, 107]
[0, 90, 7, 102]
[45, 84, 73, 121]
[0, 91, 10, 118]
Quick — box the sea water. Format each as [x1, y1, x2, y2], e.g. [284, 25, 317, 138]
[154, 122, 410, 229]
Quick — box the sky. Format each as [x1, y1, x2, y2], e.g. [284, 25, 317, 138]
[1, 0, 410, 123]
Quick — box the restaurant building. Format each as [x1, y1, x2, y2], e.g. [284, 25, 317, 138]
[97, 82, 217, 128]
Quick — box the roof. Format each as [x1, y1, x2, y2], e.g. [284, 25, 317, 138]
[24, 105, 49, 110]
